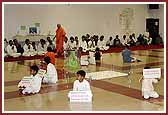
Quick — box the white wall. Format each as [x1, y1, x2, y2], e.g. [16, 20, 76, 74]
[4, 4, 164, 41]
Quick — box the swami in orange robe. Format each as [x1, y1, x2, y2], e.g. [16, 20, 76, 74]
[56, 24, 66, 55]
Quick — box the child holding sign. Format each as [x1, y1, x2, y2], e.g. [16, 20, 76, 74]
[73, 70, 91, 91]
[139, 67, 160, 99]
[18, 65, 42, 94]
[68, 70, 92, 102]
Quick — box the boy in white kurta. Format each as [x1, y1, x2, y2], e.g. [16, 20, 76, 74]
[73, 70, 91, 91]
[98, 36, 109, 50]
[37, 39, 47, 55]
[23, 39, 37, 56]
[6, 40, 21, 57]
[79, 36, 88, 52]
[139, 67, 159, 99]
[68, 70, 92, 98]
[19, 65, 42, 94]
[42, 56, 58, 84]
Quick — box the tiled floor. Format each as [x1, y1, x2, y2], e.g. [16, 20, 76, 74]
[3, 48, 165, 112]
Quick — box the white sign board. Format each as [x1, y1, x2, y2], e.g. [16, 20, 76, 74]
[69, 91, 92, 102]
[143, 68, 161, 78]
[18, 76, 33, 88]
[38, 69, 46, 76]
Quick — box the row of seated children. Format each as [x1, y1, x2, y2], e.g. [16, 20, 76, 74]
[106, 33, 152, 48]
[64, 32, 163, 54]
[19, 62, 160, 101]
[63, 35, 109, 53]
[107, 33, 163, 48]
[23, 38, 55, 56]
[4, 37, 55, 57]
[91, 32, 162, 49]
[18, 56, 58, 94]
[73, 32, 162, 52]
[69, 67, 160, 100]
[18, 65, 91, 95]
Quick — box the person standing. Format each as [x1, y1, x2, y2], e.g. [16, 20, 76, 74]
[55, 24, 66, 56]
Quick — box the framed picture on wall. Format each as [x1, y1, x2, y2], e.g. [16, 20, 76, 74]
[29, 27, 37, 35]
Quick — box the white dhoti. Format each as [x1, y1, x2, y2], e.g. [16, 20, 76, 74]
[10, 53, 21, 57]
[80, 56, 89, 66]
[37, 51, 46, 55]
[88, 52, 95, 64]
[103, 46, 109, 50]
[81, 60, 89, 66]
[23, 51, 37, 56]
[143, 91, 159, 99]
[42, 74, 58, 84]
[22, 86, 40, 94]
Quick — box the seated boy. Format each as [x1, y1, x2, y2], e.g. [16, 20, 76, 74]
[122, 45, 141, 63]
[73, 70, 91, 91]
[139, 67, 160, 99]
[44, 47, 55, 65]
[18, 65, 42, 94]
[42, 56, 58, 84]
[68, 70, 92, 98]
[6, 40, 21, 57]
[23, 39, 37, 56]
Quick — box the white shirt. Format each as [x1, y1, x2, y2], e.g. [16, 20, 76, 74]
[46, 63, 58, 83]
[46, 41, 56, 50]
[145, 32, 149, 37]
[147, 37, 152, 45]
[46, 41, 55, 47]
[106, 39, 113, 46]
[29, 74, 42, 92]
[88, 40, 95, 48]
[23, 44, 34, 53]
[69, 41, 76, 50]
[37, 43, 47, 52]
[132, 36, 137, 43]
[6, 45, 17, 55]
[121, 38, 128, 46]
[97, 40, 105, 48]
[79, 41, 87, 50]
[142, 78, 158, 92]
[73, 79, 91, 91]
[64, 42, 69, 50]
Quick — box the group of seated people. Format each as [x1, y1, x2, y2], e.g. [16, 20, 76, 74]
[4, 37, 55, 57]
[18, 55, 92, 97]
[18, 59, 159, 101]
[63, 32, 163, 53]
[106, 33, 163, 48]
[18, 56, 58, 94]
[4, 32, 163, 58]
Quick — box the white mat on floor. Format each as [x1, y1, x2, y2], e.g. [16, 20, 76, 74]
[86, 71, 128, 80]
